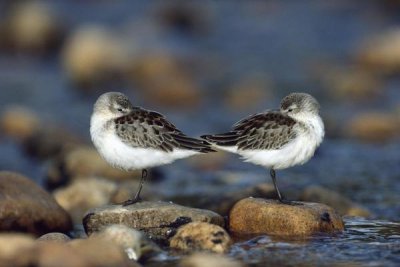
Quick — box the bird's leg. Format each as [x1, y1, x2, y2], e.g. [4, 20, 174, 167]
[122, 169, 148, 206]
[269, 169, 286, 203]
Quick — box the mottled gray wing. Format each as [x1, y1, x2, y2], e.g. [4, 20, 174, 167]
[202, 111, 297, 150]
[115, 108, 214, 153]
[234, 111, 297, 150]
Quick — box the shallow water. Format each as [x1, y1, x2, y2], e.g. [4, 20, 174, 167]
[0, 0, 399, 265]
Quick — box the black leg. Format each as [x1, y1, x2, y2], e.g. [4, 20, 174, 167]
[122, 169, 148, 206]
[269, 169, 284, 202]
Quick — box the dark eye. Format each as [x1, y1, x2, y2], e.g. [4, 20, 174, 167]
[117, 108, 123, 112]
[288, 109, 293, 112]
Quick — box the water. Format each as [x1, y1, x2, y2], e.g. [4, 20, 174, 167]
[0, 0, 399, 265]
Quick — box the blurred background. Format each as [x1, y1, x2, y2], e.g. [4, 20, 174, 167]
[0, 0, 399, 222]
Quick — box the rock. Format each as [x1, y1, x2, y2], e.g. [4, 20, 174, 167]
[0, 106, 40, 141]
[224, 75, 273, 110]
[170, 222, 231, 253]
[47, 146, 138, 188]
[180, 252, 243, 267]
[0, 171, 72, 235]
[323, 67, 382, 101]
[62, 25, 129, 88]
[0, 234, 35, 263]
[68, 238, 140, 267]
[37, 232, 71, 243]
[22, 125, 82, 159]
[229, 198, 344, 236]
[346, 112, 400, 143]
[357, 28, 400, 74]
[0, 2, 63, 54]
[93, 224, 160, 261]
[83, 201, 225, 242]
[300, 185, 371, 217]
[127, 53, 201, 107]
[53, 177, 118, 224]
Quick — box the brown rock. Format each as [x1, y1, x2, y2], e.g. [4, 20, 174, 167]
[0, 171, 72, 235]
[53, 177, 118, 224]
[83, 201, 224, 242]
[357, 28, 400, 74]
[0, 2, 63, 54]
[180, 252, 243, 267]
[300, 185, 371, 217]
[47, 146, 138, 187]
[170, 222, 231, 253]
[127, 53, 201, 107]
[346, 112, 400, 143]
[93, 224, 160, 261]
[0, 106, 40, 141]
[62, 25, 129, 88]
[37, 232, 71, 243]
[229, 198, 344, 236]
[0, 234, 35, 263]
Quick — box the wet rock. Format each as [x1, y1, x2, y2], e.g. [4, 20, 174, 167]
[127, 53, 201, 107]
[93, 224, 160, 261]
[0, 106, 40, 141]
[37, 232, 71, 243]
[62, 25, 129, 88]
[180, 252, 243, 267]
[357, 28, 400, 74]
[53, 177, 118, 224]
[0, 171, 72, 235]
[300, 185, 371, 217]
[229, 198, 344, 236]
[225, 75, 273, 110]
[83, 201, 225, 242]
[0, 2, 64, 54]
[170, 222, 231, 253]
[346, 112, 400, 143]
[0, 234, 35, 263]
[47, 146, 138, 188]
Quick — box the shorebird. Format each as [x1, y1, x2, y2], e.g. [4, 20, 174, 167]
[90, 92, 214, 205]
[202, 92, 324, 204]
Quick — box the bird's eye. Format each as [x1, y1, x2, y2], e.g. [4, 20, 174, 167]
[288, 109, 293, 112]
[117, 108, 123, 112]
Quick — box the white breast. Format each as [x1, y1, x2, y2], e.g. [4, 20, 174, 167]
[90, 114, 199, 170]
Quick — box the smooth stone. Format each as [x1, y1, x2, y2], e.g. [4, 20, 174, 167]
[300, 185, 371, 217]
[229, 198, 344, 236]
[53, 177, 118, 224]
[37, 232, 71, 243]
[92, 224, 160, 261]
[346, 112, 400, 143]
[0, 234, 35, 263]
[83, 201, 225, 242]
[0, 171, 72, 235]
[170, 222, 231, 253]
[180, 252, 243, 267]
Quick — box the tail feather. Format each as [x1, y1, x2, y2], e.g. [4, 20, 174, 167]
[201, 132, 239, 147]
[172, 134, 216, 153]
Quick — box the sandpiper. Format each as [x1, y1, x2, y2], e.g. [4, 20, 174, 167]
[90, 92, 215, 205]
[202, 92, 324, 203]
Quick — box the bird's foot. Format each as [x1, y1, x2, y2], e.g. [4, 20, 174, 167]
[121, 197, 142, 206]
[278, 198, 303, 206]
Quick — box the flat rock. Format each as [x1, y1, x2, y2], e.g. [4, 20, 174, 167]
[37, 232, 71, 243]
[300, 185, 371, 217]
[0, 171, 72, 235]
[170, 222, 231, 253]
[229, 198, 344, 236]
[83, 201, 224, 242]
